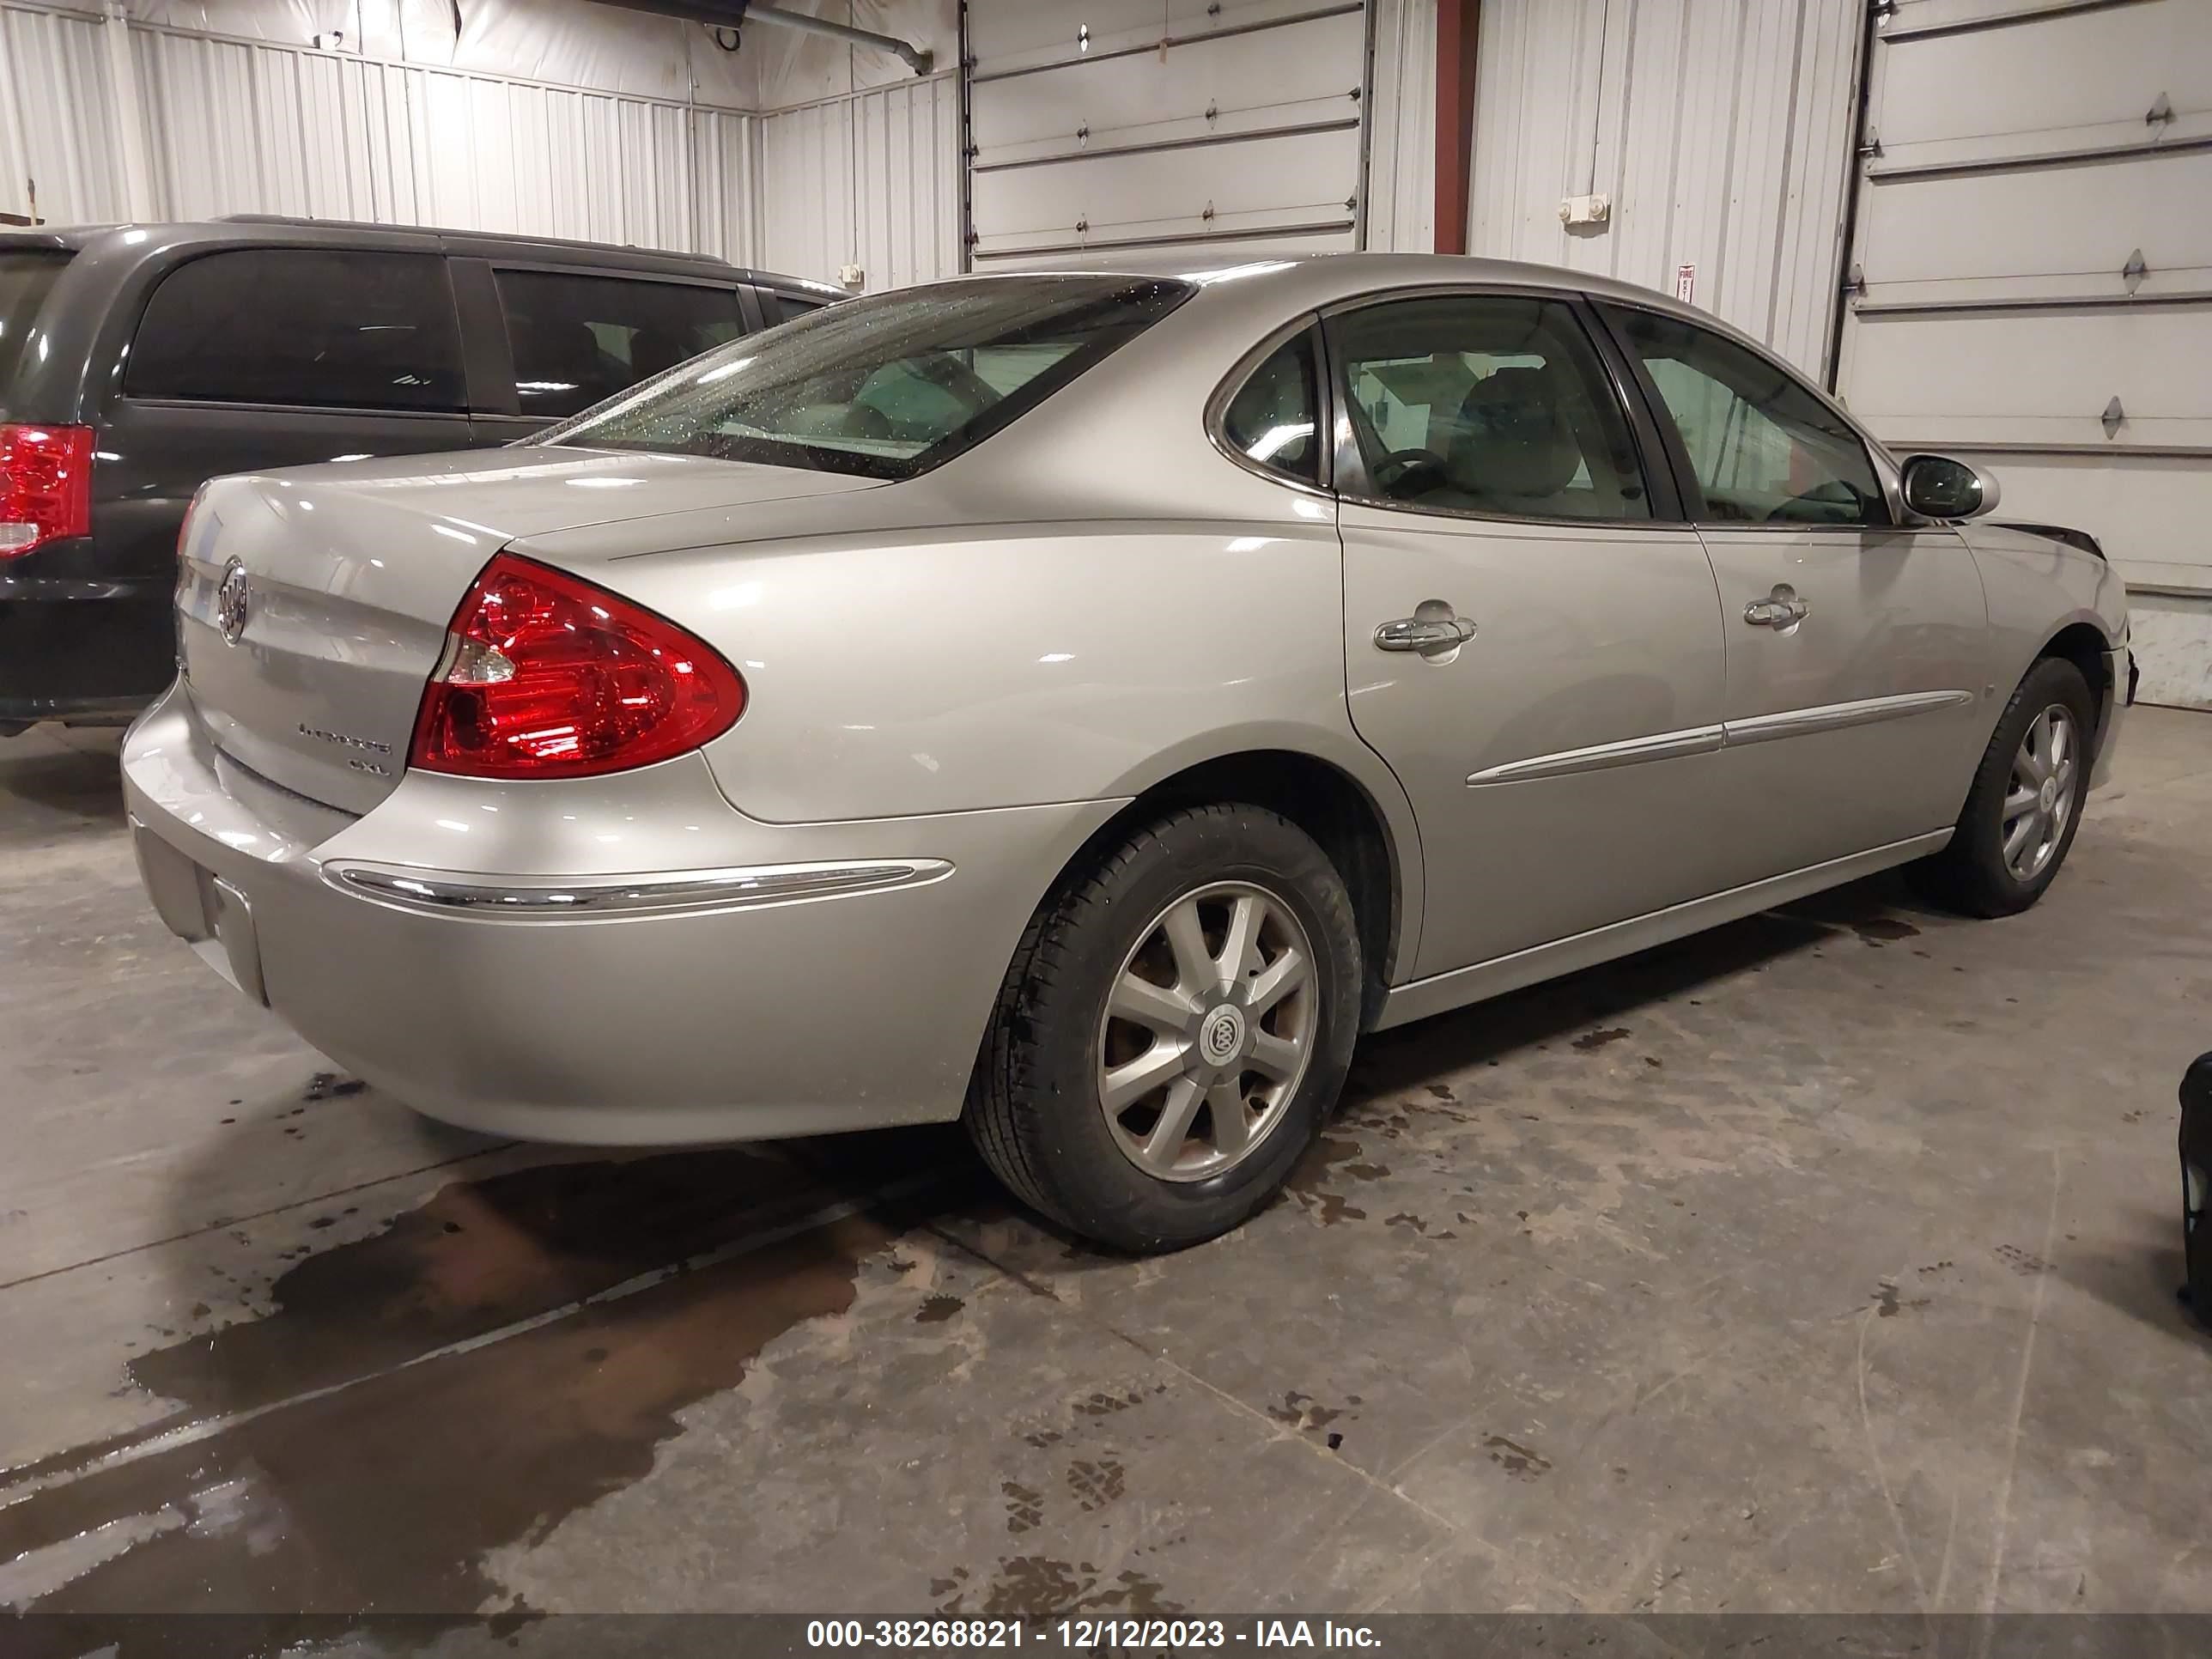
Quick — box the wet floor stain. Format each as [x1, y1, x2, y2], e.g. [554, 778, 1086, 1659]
[1, 1149, 915, 1652]
[1279, 1133, 1371, 1226]
[1484, 1435, 1553, 1480]
[1571, 1026, 1632, 1051]
[1063, 1458, 1125, 1511]
[1851, 917, 1921, 945]
[1871, 1281, 1930, 1318]
[932, 1558, 1181, 1620]
[915, 1292, 965, 1324]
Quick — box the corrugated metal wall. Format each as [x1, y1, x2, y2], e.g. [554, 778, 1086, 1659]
[758, 73, 959, 289]
[1464, 0, 1863, 374]
[1363, 0, 1436, 253]
[0, 3, 128, 227]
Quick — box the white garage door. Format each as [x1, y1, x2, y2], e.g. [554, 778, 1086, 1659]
[963, 1, 1370, 269]
[1832, 0, 2212, 708]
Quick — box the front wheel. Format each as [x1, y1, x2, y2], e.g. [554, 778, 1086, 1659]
[1911, 657, 2096, 917]
[965, 803, 1362, 1254]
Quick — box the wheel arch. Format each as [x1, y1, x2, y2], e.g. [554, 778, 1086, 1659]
[2033, 617, 2117, 738]
[1037, 739, 1421, 1031]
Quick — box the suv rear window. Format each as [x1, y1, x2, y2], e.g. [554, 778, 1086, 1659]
[0, 249, 71, 395]
[535, 275, 1193, 481]
[495, 269, 747, 419]
[125, 249, 466, 412]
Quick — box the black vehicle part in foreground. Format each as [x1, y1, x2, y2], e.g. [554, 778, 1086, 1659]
[2184, 1052, 2212, 1328]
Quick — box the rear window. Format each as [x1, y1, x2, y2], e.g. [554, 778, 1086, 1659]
[533, 275, 1193, 481]
[0, 249, 71, 393]
[495, 269, 747, 419]
[125, 249, 466, 412]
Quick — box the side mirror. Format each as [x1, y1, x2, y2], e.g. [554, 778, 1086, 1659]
[1899, 453, 1999, 521]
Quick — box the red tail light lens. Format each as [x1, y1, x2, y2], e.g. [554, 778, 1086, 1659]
[410, 552, 745, 780]
[0, 423, 94, 557]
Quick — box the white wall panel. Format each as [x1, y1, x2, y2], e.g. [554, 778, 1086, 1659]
[1467, 0, 1863, 375]
[0, 4, 128, 226]
[1363, 0, 1435, 252]
[761, 72, 957, 289]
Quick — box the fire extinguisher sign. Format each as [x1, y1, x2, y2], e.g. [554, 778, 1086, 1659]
[1674, 264, 1697, 305]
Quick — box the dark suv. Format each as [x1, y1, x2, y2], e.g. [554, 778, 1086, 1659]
[0, 216, 839, 733]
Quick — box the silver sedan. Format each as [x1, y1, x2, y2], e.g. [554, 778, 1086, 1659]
[124, 255, 2131, 1251]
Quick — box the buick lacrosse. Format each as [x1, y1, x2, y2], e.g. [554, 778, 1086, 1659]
[125, 255, 2130, 1250]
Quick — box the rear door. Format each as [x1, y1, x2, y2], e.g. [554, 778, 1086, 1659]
[459, 262, 752, 445]
[1328, 289, 1731, 981]
[1599, 301, 1990, 883]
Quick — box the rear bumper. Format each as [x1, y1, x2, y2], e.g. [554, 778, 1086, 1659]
[122, 684, 1118, 1143]
[0, 573, 173, 727]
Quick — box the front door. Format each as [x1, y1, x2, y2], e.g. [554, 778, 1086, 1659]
[1599, 304, 1990, 882]
[1328, 292, 1731, 981]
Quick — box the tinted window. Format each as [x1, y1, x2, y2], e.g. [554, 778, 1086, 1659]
[538, 275, 1192, 482]
[0, 250, 71, 392]
[1221, 331, 1321, 484]
[126, 250, 465, 411]
[1605, 305, 1887, 526]
[771, 294, 828, 324]
[495, 270, 746, 419]
[1331, 295, 1649, 520]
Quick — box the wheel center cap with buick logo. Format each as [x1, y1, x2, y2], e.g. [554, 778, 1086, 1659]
[1200, 1005, 1247, 1066]
[216, 558, 251, 647]
[2038, 777, 2058, 813]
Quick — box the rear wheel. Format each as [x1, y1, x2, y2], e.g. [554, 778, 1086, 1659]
[965, 803, 1361, 1253]
[1911, 657, 2095, 917]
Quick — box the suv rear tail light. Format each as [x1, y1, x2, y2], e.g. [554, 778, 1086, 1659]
[410, 552, 745, 780]
[0, 424, 94, 556]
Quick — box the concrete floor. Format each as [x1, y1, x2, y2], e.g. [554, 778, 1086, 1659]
[3, 711, 2209, 1636]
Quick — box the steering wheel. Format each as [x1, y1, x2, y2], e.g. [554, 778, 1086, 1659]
[1371, 447, 1450, 497]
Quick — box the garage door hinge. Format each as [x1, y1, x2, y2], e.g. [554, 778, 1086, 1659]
[2146, 92, 2174, 127]
[1857, 129, 1881, 160]
[1869, 0, 1894, 18]
[2122, 247, 2148, 293]
[1841, 263, 1866, 297]
[2102, 396, 2126, 439]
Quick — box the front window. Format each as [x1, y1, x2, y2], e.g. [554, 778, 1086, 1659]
[1603, 304, 1888, 527]
[537, 275, 1194, 481]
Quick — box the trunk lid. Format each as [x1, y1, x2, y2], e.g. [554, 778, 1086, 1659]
[177, 446, 878, 814]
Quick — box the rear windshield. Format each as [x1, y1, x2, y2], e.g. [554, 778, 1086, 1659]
[532, 275, 1194, 481]
[0, 250, 72, 395]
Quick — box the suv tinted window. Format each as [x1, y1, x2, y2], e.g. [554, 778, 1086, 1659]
[1331, 295, 1650, 520]
[539, 275, 1192, 482]
[1221, 330, 1321, 484]
[1604, 305, 1887, 526]
[126, 249, 465, 411]
[495, 270, 747, 419]
[0, 249, 71, 393]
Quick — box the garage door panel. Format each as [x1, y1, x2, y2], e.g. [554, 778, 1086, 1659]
[1844, 309, 2212, 446]
[970, 128, 1360, 259]
[969, 0, 1355, 73]
[1857, 151, 2212, 296]
[1956, 452, 2212, 591]
[970, 11, 1364, 165]
[966, 0, 1364, 267]
[1873, 0, 2212, 169]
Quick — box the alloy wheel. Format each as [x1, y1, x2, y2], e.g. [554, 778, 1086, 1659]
[2002, 703, 2078, 882]
[1095, 881, 1319, 1182]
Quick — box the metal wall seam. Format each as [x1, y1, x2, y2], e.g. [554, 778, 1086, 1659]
[1363, 0, 1437, 252]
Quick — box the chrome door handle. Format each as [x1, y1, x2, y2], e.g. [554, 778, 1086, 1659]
[1742, 586, 1809, 629]
[1375, 615, 1477, 653]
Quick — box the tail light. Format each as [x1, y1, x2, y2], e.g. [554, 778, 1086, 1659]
[0, 424, 94, 557]
[410, 552, 745, 780]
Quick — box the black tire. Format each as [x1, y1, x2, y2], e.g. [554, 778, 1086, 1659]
[964, 803, 1362, 1254]
[1910, 656, 2097, 918]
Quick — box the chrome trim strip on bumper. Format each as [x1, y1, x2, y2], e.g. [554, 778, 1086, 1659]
[1465, 691, 1976, 786]
[1720, 690, 1975, 747]
[323, 858, 954, 918]
[1466, 725, 1724, 786]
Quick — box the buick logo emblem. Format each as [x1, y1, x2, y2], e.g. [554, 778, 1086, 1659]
[1201, 1006, 1246, 1066]
[216, 558, 250, 647]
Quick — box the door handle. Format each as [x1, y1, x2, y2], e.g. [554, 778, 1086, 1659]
[1375, 614, 1477, 653]
[1742, 586, 1809, 629]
